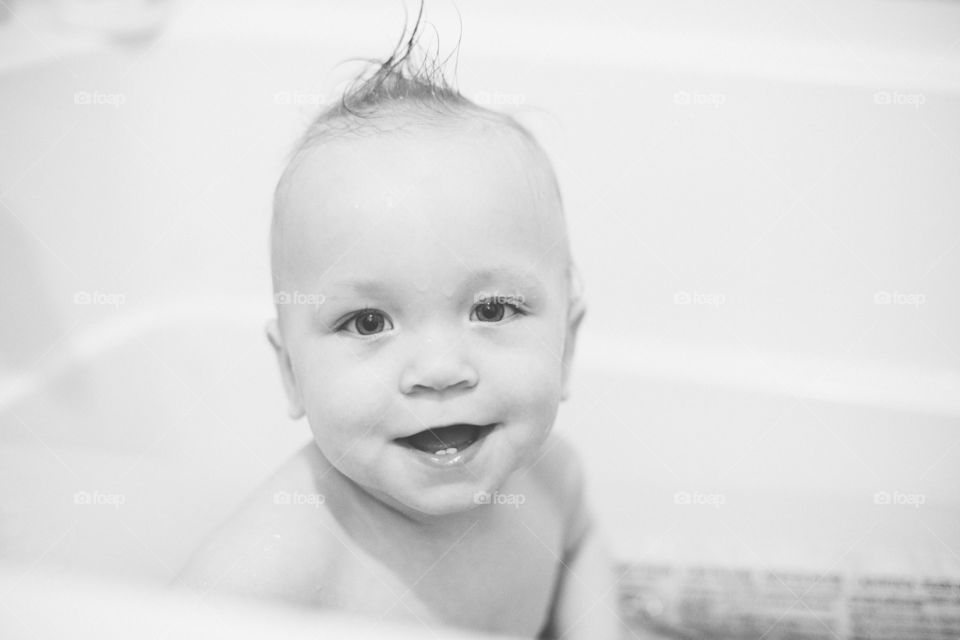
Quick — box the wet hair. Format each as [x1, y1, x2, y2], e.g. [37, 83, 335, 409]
[270, 4, 579, 310]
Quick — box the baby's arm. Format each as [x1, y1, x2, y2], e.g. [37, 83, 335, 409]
[547, 524, 622, 640]
[538, 439, 622, 640]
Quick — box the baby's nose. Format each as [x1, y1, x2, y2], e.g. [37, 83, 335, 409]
[398, 330, 478, 394]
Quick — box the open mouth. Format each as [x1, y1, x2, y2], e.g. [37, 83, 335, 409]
[395, 423, 497, 456]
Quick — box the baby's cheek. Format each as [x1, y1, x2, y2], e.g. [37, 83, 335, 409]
[304, 362, 394, 443]
[492, 348, 563, 420]
[492, 355, 561, 470]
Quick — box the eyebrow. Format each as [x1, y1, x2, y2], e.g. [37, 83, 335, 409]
[468, 267, 546, 294]
[328, 267, 546, 299]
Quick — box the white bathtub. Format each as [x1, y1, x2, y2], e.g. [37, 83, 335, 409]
[2, 0, 959, 637]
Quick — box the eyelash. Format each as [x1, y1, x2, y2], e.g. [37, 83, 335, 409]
[335, 301, 527, 336]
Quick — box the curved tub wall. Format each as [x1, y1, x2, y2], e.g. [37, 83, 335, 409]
[1, 0, 959, 612]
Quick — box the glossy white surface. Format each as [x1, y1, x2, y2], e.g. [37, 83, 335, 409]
[1, 0, 958, 634]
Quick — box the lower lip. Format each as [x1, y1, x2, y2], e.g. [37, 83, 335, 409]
[400, 425, 497, 469]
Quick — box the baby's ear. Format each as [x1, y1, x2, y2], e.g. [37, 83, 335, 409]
[560, 297, 586, 402]
[265, 319, 305, 420]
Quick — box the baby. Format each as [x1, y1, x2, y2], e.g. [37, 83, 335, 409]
[178, 20, 619, 640]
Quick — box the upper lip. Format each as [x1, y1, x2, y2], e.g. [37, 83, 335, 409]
[394, 422, 496, 440]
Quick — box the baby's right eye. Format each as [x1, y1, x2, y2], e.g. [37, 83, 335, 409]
[338, 310, 394, 336]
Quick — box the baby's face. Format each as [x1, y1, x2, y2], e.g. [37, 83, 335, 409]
[270, 120, 581, 517]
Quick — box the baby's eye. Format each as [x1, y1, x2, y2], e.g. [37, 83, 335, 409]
[470, 301, 521, 323]
[340, 310, 393, 336]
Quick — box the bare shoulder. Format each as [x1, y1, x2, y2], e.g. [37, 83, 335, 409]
[175, 445, 340, 605]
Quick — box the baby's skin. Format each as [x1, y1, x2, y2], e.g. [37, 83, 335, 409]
[178, 118, 620, 638]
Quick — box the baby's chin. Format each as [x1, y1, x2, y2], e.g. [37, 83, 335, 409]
[340, 468, 499, 518]
[387, 485, 492, 517]
[334, 432, 529, 518]
[373, 453, 514, 518]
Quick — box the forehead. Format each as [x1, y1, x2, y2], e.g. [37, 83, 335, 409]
[275, 120, 568, 288]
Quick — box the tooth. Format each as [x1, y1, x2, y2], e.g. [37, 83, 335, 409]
[447, 448, 458, 454]
[435, 449, 447, 455]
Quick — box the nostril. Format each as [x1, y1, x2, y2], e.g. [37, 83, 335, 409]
[412, 378, 474, 393]
[399, 361, 478, 395]
[403, 374, 477, 395]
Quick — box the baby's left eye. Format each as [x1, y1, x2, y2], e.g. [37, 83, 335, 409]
[337, 309, 394, 336]
[470, 301, 521, 323]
